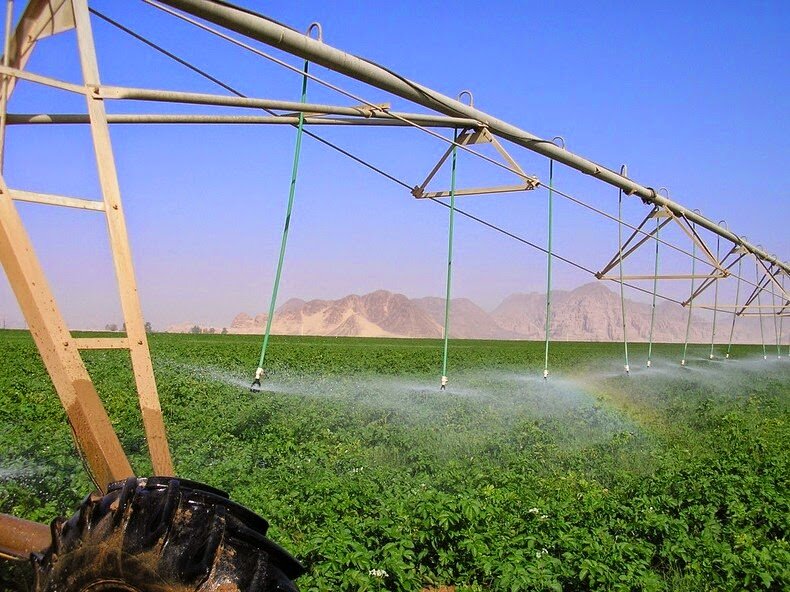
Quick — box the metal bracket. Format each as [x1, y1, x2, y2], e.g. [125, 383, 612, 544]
[411, 128, 538, 199]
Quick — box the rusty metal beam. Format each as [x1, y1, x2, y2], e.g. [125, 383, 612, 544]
[0, 513, 51, 560]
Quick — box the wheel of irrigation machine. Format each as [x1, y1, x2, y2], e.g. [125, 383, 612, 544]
[31, 476, 305, 592]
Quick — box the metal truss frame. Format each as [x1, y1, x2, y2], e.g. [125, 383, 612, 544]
[1, 0, 788, 559]
[596, 204, 787, 317]
[411, 128, 539, 199]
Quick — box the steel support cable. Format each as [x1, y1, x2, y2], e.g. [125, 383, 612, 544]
[128, 0, 790, 302]
[726, 257, 743, 359]
[90, 7, 412, 192]
[440, 130, 458, 390]
[253, 60, 309, 387]
[95, 6, 763, 299]
[141, 0, 535, 182]
[93, 6, 685, 310]
[617, 166, 630, 375]
[428, 199, 683, 306]
[681, 222, 697, 366]
[144, 0, 778, 293]
[543, 159, 555, 379]
[647, 211, 660, 367]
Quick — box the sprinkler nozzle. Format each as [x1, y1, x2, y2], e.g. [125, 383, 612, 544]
[646, 360, 652, 368]
[440, 375, 448, 391]
[709, 354, 714, 360]
[624, 364, 630, 375]
[250, 367, 264, 392]
[725, 353, 730, 359]
[681, 359, 686, 366]
[763, 355, 767, 360]
[542, 369, 549, 380]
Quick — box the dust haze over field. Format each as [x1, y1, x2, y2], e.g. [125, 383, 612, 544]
[175, 349, 789, 448]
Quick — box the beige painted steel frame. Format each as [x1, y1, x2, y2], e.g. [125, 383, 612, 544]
[595, 205, 789, 316]
[737, 260, 789, 316]
[598, 206, 727, 283]
[72, 0, 172, 476]
[0, 0, 173, 501]
[412, 128, 539, 199]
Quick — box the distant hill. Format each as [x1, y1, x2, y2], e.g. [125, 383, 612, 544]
[492, 283, 714, 342]
[168, 282, 766, 343]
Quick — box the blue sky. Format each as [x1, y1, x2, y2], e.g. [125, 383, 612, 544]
[0, 0, 787, 329]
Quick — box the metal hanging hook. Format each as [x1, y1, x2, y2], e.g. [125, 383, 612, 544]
[620, 164, 627, 177]
[551, 136, 566, 149]
[306, 22, 323, 42]
[457, 90, 474, 107]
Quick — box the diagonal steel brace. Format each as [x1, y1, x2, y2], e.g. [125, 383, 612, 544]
[412, 128, 538, 199]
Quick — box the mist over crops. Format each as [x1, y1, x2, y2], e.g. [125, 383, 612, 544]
[1, 331, 788, 590]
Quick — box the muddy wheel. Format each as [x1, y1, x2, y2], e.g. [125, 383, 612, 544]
[32, 476, 305, 592]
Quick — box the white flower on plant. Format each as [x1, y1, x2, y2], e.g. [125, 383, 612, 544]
[528, 507, 540, 515]
[535, 548, 549, 559]
[369, 568, 388, 578]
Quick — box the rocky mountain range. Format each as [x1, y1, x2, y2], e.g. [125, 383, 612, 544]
[168, 282, 766, 343]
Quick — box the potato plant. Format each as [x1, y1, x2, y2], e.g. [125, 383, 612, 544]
[1, 330, 787, 590]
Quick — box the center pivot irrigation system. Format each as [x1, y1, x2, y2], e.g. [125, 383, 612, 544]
[0, 0, 787, 588]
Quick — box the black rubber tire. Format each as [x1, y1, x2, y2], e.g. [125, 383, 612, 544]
[32, 476, 305, 592]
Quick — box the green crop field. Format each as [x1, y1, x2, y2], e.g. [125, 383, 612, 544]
[1, 330, 788, 591]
